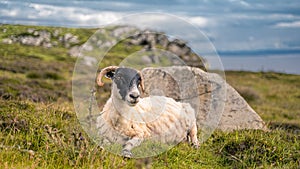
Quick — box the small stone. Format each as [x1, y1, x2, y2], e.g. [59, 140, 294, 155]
[52, 41, 58, 46]
[68, 35, 79, 44]
[69, 45, 81, 57]
[64, 33, 73, 40]
[53, 29, 60, 37]
[33, 31, 39, 36]
[2, 38, 12, 44]
[141, 55, 152, 64]
[27, 28, 35, 34]
[42, 42, 52, 48]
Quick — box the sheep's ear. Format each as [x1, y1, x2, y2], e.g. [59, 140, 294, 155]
[105, 70, 115, 79]
[138, 71, 145, 92]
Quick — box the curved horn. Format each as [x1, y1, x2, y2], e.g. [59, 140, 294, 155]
[97, 66, 119, 86]
[138, 71, 145, 92]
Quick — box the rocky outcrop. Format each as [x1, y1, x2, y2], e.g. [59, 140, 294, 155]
[141, 66, 267, 131]
[1, 26, 206, 69]
[2, 28, 79, 48]
[77, 26, 206, 69]
[126, 29, 205, 69]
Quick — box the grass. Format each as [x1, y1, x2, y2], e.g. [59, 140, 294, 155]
[226, 71, 300, 126]
[0, 24, 299, 168]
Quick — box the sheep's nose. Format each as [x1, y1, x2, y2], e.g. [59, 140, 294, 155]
[129, 93, 140, 99]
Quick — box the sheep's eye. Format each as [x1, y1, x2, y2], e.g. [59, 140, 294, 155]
[105, 71, 115, 79]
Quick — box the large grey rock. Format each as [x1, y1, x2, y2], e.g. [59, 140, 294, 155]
[141, 66, 267, 131]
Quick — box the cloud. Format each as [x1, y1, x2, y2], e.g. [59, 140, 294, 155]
[26, 3, 124, 26]
[1, 3, 210, 28]
[228, 0, 251, 7]
[274, 21, 300, 28]
[0, 9, 19, 17]
[186, 16, 208, 27]
[227, 13, 298, 20]
[0, 1, 9, 5]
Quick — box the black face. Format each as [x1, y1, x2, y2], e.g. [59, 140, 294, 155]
[109, 68, 141, 101]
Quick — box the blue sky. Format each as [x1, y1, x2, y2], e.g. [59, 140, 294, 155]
[1, 0, 300, 73]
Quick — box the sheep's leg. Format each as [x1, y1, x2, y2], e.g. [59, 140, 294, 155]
[122, 137, 142, 158]
[189, 122, 199, 149]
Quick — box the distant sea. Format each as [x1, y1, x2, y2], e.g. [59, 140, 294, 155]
[220, 54, 300, 75]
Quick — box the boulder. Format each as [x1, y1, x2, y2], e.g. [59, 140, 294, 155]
[141, 66, 267, 131]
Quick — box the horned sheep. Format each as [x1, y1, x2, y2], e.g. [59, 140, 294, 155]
[96, 66, 199, 158]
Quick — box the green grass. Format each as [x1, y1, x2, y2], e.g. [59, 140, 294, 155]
[1, 100, 298, 168]
[226, 71, 300, 126]
[0, 24, 299, 168]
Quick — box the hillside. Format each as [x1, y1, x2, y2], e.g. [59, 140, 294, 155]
[0, 24, 299, 168]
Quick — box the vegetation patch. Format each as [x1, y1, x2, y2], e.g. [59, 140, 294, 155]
[27, 71, 64, 80]
[235, 86, 261, 103]
[218, 132, 298, 168]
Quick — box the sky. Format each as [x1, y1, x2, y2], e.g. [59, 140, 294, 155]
[0, 0, 300, 74]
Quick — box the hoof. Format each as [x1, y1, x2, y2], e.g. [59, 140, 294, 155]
[122, 149, 132, 158]
[192, 143, 199, 149]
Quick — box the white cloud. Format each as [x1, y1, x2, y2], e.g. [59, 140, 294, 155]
[1, 3, 210, 28]
[228, 0, 250, 7]
[274, 21, 300, 28]
[228, 13, 298, 20]
[0, 1, 9, 5]
[26, 3, 124, 26]
[239, 1, 250, 7]
[187, 16, 208, 27]
[108, 1, 132, 8]
[0, 9, 19, 17]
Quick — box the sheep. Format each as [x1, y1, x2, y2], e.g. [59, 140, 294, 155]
[96, 66, 199, 158]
